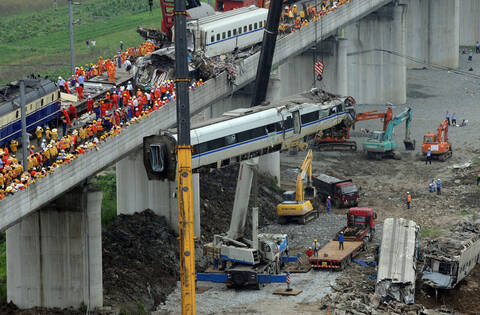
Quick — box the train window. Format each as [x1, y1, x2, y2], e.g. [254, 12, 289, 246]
[30, 104, 33, 111]
[224, 134, 236, 145]
[211, 35, 214, 43]
[227, 30, 231, 37]
[16, 110, 19, 119]
[222, 32, 226, 39]
[207, 137, 225, 151]
[266, 124, 275, 133]
[439, 262, 451, 275]
[301, 111, 319, 124]
[244, 26, 247, 33]
[251, 127, 266, 139]
[51, 94, 54, 101]
[249, 24, 253, 31]
[319, 109, 329, 118]
[238, 27, 242, 34]
[254, 22, 258, 29]
[217, 34, 220, 41]
[58, 91, 61, 98]
[196, 142, 208, 154]
[237, 130, 251, 143]
[233, 29, 237, 36]
[41, 99, 44, 106]
[285, 116, 293, 129]
[259, 21, 263, 28]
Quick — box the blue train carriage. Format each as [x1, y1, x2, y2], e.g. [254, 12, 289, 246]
[0, 78, 61, 147]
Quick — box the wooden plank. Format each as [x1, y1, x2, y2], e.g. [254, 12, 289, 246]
[273, 289, 303, 296]
[314, 241, 362, 261]
[285, 265, 311, 273]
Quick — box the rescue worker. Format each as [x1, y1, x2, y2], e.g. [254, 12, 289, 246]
[406, 192, 411, 209]
[87, 95, 94, 114]
[338, 231, 344, 250]
[313, 239, 320, 257]
[45, 126, 52, 141]
[429, 180, 435, 192]
[68, 103, 78, 120]
[326, 196, 331, 213]
[10, 140, 18, 154]
[436, 179, 442, 195]
[426, 148, 432, 165]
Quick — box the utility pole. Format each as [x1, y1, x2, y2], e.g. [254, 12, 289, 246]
[174, 0, 196, 312]
[68, 0, 75, 75]
[19, 80, 28, 170]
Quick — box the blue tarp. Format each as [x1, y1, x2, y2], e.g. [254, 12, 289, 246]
[422, 271, 453, 288]
[353, 259, 377, 267]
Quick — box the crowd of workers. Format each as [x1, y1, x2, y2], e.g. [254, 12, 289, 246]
[0, 77, 205, 200]
[57, 40, 158, 101]
[279, 0, 352, 34]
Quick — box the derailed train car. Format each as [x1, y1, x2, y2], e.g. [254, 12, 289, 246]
[0, 78, 61, 147]
[422, 221, 480, 289]
[376, 217, 419, 304]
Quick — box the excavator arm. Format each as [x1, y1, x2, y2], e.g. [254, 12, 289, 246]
[296, 149, 313, 202]
[383, 107, 415, 150]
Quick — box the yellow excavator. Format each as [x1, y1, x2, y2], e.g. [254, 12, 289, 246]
[277, 149, 319, 224]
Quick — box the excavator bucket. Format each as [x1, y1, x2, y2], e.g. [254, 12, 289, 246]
[403, 139, 416, 151]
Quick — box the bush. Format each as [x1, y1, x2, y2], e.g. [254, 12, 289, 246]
[92, 173, 117, 226]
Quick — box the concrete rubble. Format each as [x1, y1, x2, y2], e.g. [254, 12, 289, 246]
[423, 221, 480, 258]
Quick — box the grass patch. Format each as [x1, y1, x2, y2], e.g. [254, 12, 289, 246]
[459, 209, 470, 215]
[421, 229, 442, 237]
[0, 3, 163, 85]
[93, 173, 117, 226]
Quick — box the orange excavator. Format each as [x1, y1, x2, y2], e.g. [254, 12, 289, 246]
[316, 108, 393, 151]
[422, 119, 452, 161]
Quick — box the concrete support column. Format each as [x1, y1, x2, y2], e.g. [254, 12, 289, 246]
[345, 4, 406, 104]
[116, 150, 179, 233]
[258, 151, 280, 184]
[428, 0, 459, 68]
[336, 37, 348, 96]
[459, 0, 480, 46]
[392, 4, 407, 103]
[406, 0, 428, 68]
[6, 186, 103, 309]
[278, 53, 315, 98]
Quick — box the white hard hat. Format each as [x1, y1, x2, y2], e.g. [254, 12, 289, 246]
[407, 191, 409, 194]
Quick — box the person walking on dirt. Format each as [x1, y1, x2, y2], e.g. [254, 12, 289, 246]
[436, 179, 442, 195]
[313, 239, 320, 257]
[426, 148, 432, 165]
[476, 41, 480, 53]
[429, 180, 435, 192]
[338, 231, 344, 250]
[326, 196, 331, 213]
[445, 111, 451, 125]
[406, 192, 411, 209]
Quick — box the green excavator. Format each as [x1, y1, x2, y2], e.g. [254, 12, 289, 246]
[363, 107, 415, 160]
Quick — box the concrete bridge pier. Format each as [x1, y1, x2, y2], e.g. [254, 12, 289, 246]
[6, 185, 103, 309]
[345, 3, 407, 104]
[116, 150, 200, 236]
[459, 0, 480, 46]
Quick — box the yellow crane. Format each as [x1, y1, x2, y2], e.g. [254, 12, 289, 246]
[277, 149, 318, 224]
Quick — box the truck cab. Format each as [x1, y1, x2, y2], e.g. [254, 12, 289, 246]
[335, 182, 359, 207]
[344, 207, 376, 241]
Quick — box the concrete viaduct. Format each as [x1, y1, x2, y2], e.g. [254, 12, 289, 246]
[0, 0, 475, 309]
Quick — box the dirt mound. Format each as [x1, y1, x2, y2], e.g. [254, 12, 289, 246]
[0, 302, 84, 315]
[102, 210, 179, 313]
[199, 166, 283, 242]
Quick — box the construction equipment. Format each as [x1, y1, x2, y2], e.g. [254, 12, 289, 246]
[421, 119, 452, 161]
[363, 107, 415, 160]
[312, 173, 359, 208]
[309, 208, 376, 270]
[160, 0, 203, 41]
[316, 107, 393, 151]
[277, 149, 319, 224]
[202, 158, 296, 288]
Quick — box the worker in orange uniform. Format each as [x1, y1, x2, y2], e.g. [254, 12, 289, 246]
[97, 56, 104, 75]
[406, 192, 412, 209]
[112, 92, 119, 110]
[87, 95, 94, 114]
[68, 103, 78, 120]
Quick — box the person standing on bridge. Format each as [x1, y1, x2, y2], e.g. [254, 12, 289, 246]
[68, 102, 78, 120]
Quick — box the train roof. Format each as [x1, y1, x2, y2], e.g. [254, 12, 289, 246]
[188, 5, 267, 28]
[423, 221, 480, 259]
[0, 78, 58, 116]
[185, 88, 344, 131]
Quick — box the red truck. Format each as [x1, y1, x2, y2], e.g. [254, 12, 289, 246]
[312, 173, 359, 208]
[309, 208, 376, 270]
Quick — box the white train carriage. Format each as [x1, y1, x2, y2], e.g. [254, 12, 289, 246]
[188, 94, 352, 169]
[187, 6, 268, 57]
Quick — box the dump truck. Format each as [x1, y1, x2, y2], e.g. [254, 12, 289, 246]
[309, 208, 376, 270]
[312, 173, 359, 208]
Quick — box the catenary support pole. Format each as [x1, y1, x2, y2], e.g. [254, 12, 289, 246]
[174, 0, 196, 312]
[19, 80, 28, 170]
[68, 0, 75, 75]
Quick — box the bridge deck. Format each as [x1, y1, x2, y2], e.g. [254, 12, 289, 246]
[0, 0, 392, 232]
